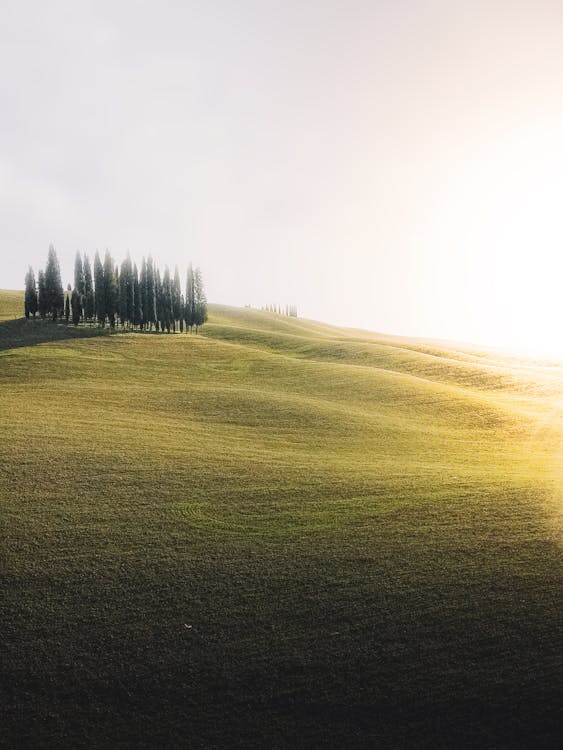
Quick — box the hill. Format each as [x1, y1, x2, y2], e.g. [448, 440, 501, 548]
[1, 291, 562, 749]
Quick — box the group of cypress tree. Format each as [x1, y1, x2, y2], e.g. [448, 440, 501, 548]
[25, 245, 208, 333]
[262, 303, 298, 317]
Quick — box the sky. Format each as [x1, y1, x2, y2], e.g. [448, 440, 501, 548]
[1, 0, 562, 356]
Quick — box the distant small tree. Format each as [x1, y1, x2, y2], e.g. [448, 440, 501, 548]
[24, 266, 38, 318]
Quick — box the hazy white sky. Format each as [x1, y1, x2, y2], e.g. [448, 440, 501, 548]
[1, 1, 562, 354]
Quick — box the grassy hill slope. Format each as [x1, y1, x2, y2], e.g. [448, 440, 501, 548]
[1, 292, 562, 749]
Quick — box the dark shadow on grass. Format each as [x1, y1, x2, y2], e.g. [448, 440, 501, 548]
[0, 317, 112, 352]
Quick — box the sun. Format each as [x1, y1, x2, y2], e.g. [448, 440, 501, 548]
[455, 124, 563, 361]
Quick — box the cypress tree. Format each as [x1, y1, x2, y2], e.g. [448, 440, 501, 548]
[64, 284, 71, 322]
[127, 262, 135, 326]
[139, 258, 147, 330]
[172, 266, 182, 332]
[103, 251, 117, 328]
[71, 288, 81, 325]
[119, 257, 128, 326]
[155, 268, 163, 332]
[179, 294, 185, 332]
[24, 266, 38, 318]
[127, 261, 134, 325]
[185, 263, 195, 332]
[83, 254, 95, 324]
[193, 267, 208, 333]
[44, 245, 64, 320]
[74, 252, 85, 298]
[132, 263, 141, 329]
[119, 253, 135, 327]
[72, 253, 84, 322]
[114, 263, 120, 327]
[37, 270, 47, 318]
[162, 267, 173, 333]
[94, 251, 105, 326]
[145, 256, 157, 330]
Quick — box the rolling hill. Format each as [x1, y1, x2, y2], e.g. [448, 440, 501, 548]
[1, 290, 561, 749]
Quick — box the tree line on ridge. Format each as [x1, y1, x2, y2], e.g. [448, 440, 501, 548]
[24, 245, 208, 333]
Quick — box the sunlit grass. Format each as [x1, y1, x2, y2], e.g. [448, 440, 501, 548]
[1, 292, 561, 748]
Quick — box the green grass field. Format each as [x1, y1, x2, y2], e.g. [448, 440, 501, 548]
[1, 290, 561, 748]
